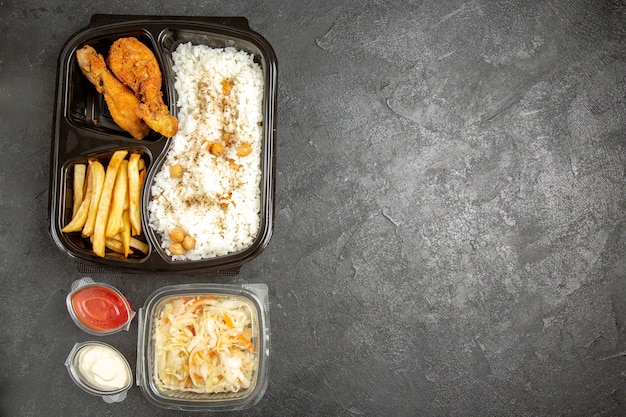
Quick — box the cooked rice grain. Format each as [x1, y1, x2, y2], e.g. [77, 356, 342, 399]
[148, 43, 264, 261]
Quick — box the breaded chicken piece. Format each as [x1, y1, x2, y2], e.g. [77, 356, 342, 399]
[108, 37, 178, 138]
[75, 45, 150, 140]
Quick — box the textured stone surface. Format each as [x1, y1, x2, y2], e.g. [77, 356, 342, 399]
[0, 0, 625, 416]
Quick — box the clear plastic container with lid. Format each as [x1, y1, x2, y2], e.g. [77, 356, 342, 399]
[136, 283, 270, 411]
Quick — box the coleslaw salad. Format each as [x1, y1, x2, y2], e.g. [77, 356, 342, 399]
[154, 295, 257, 393]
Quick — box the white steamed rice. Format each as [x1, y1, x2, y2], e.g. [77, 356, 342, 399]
[148, 42, 264, 261]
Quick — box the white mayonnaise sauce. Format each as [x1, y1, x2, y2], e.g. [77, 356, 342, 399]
[76, 344, 130, 391]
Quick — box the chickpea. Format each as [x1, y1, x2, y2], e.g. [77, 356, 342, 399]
[169, 164, 183, 178]
[169, 242, 185, 255]
[209, 142, 225, 156]
[169, 228, 185, 243]
[236, 142, 252, 157]
[182, 235, 196, 251]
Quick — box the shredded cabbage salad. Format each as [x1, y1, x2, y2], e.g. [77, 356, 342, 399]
[154, 295, 257, 393]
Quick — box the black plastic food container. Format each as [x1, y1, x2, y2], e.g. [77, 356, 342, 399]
[49, 15, 277, 273]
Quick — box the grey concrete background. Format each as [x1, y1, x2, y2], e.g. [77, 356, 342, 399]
[1, 0, 625, 416]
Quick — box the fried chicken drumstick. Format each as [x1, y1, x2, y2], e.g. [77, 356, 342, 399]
[76, 45, 151, 140]
[108, 37, 178, 138]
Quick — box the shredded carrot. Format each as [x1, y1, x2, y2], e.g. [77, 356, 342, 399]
[235, 334, 254, 351]
[223, 312, 234, 328]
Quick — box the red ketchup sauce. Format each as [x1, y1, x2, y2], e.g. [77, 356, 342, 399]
[71, 286, 130, 331]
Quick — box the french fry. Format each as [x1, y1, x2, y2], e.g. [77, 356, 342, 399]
[128, 153, 142, 236]
[104, 237, 132, 255]
[122, 209, 132, 257]
[111, 233, 149, 255]
[81, 160, 106, 238]
[62, 165, 93, 233]
[110, 231, 150, 256]
[72, 164, 86, 217]
[92, 150, 128, 257]
[121, 167, 132, 257]
[123, 173, 130, 210]
[105, 160, 128, 238]
[130, 236, 149, 254]
[139, 164, 146, 185]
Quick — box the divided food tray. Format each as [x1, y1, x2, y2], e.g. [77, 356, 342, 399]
[48, 15, 277, 273]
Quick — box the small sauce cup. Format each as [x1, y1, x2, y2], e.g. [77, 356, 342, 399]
[65, 341, 133, 403]
[66, 277, 135, 335]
